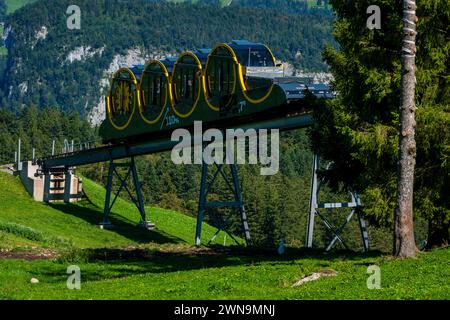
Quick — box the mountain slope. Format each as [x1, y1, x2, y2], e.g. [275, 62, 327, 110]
[164, 0, 332, 12]
[1, 0, 334, 116]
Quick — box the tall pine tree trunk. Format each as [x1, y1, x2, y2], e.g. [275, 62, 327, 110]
[394, 0, 419, 257]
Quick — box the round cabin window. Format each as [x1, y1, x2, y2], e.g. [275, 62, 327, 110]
[108, 68, 138, 130]
[172, 53, 202, 118]
[204, 46, 237, 111]
[140, 61, 169, 124]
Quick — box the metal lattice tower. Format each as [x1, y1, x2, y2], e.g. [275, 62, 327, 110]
[195, 160, 251, 247]
[306, 154, 370, 252]
[101, 157, 154, 230]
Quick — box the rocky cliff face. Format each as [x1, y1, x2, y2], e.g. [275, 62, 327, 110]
[65, 46, 105, 64]
[87, 48, 148, 126]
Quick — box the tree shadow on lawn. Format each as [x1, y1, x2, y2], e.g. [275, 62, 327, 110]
[49, 202, 183, 245]
[27, 246, 387, 286]
[36, 247, 384, 284]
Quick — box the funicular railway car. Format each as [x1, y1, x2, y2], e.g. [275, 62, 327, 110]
[99, 40, 334, 143]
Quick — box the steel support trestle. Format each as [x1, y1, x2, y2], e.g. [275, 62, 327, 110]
[306, 154, 370, 252]
[195, 161, 251, 247]
[101, 157, 154, 229]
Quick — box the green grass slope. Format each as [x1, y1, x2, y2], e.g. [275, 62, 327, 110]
[1, 246, 448, 299]
[5, 0, 37, 14]
[79, 177, 237, 246]
[0, 172, 230, 250]
[0, 171, 448, 300]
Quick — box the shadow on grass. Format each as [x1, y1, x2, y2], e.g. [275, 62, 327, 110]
[33, 246, 386, 284]
[49, 202, 183, 245]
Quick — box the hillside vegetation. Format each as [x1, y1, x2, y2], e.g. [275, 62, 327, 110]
[0, 106, 97, 164]
[312, 0, 450, 247]
[0, 171, 448, 300]
[164, 0, 332, 12]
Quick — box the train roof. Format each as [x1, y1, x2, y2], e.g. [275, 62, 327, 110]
[145, 40, 275, 71]
[128, 65, 144, 82]
[116, 40, 291, 81]
[228, 40, 267, 50]
[192, 50, 209, 66]
[227, 40, 276, 67]
[159, 57, 177, 73]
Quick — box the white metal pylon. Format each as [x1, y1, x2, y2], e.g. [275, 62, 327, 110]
[306, 154, 370, 252]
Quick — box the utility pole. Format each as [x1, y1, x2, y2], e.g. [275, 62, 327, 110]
[394, 0, 419, 257]
[17, 139, 22, 171]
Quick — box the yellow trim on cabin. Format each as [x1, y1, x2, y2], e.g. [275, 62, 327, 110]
[107, 67, 138, 131]
[139, 60, 171, 125]
[171, 52, 202, 119]
[203, 44, 238, 112]
[263, 44, 277, 66]
[215, 43, 275, 105]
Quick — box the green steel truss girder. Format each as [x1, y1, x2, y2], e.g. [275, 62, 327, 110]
[38, 114, 313, 171]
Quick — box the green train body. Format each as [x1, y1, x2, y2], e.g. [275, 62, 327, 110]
[99, 40, 333, 144]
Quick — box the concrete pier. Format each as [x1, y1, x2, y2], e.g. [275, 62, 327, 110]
[17, 161, 82, 203]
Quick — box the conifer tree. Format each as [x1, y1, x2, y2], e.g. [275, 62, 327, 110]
[312, 0, 449, 251]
